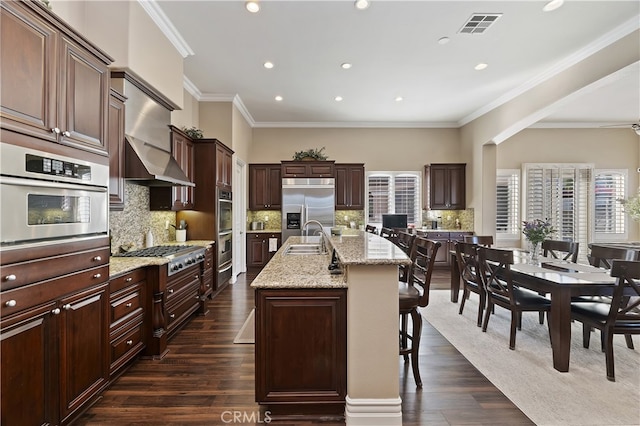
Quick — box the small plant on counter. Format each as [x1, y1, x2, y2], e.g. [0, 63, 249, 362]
[181, 126, 203, 139]
[293, 147, 328, 161]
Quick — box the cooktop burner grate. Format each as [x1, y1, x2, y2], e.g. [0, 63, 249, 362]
[118, 245, 198, 258]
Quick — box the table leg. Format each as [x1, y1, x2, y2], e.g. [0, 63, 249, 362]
[549, 288, 572, 372]
[450, 252, 460, 303]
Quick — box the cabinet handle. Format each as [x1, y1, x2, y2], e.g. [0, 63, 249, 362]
[125, 277, 133, 282]
[51, 127, 61, 134]
[169, 313, 175, 319]
[93, 273, 101, 279]
[168, 289, 174, 294]
[51, 308, 61, 315]
[4, 274, 16, 281]
[93, 256, 102, 261]
[195, 275, 199, 279]
[63, 130, 71, 137]
[126, 340, 133, 346]
[5, 300, 17, 307]
[206, 284, 211, 288]
[63, 304, 72, 310]
[126, 302, 132, 308]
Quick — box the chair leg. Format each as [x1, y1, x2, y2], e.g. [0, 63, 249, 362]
[538, 311, 545, 325]
[604, 330, 616, 382]
[517, 312, 522, 330]
[401, 313, 409, 362]
[582, 323, 591, 348]
[509, 311, 518, 350]
[476, 293, 485, 327]
[410, 308, 423, 388]
[458, 287, 468, 315]
[482, 301, 491, 332]
[625, 334, 634, 349]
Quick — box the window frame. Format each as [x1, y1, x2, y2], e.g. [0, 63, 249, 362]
[495, 169, 520, 242]
[593, 168, 628, 242]
[366, 171, 422, 228]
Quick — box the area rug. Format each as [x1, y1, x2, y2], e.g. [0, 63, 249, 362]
[421, 290, 640, 426]
[233, 309, 255, 344]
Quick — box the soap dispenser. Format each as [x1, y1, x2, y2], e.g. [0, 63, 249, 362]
[145, 230, 154, 248]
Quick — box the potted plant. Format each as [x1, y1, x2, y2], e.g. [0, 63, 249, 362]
[181, 126, 203, 139]
[293, 147, 328, 161]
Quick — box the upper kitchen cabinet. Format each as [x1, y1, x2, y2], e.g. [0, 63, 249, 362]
[281, 161, 335, 178]
[425, 164, 466, 210]
[149, 126, 195, 210]
[108, 88, 126, 210]
[216, 142, 233, 190]
[0, 0, 112, 157]
[335, 163, 364, 210]
[249, 164, 282, 210]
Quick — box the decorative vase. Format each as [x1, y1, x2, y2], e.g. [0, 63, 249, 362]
[529, 240, 540, 263]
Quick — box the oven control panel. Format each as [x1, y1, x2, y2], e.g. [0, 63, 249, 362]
[167, 248, 207, 276]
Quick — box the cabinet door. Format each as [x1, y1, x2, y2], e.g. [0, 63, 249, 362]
[216, 143, 233, 189]
[447, 164, 466, 209]
[335, 166, 349, 209]
[267, 165, 282, 209]
[1, 302, 57, 426]
[425, 232, 450, 266]
[183, 138, 195, 208]
[58, 283, 109, 422]
[0, 1, 58, 142]
[428, 164, 466, 210]
[335, 164, 364, 210]
[249, 165, 269, 210]
[247, 234, 267, 268]
[108, 89, 126, 210]
[58, 35, 110, 154]
[348, 165, 365, 209]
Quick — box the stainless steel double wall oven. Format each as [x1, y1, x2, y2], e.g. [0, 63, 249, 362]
[217, 189, 232, 284]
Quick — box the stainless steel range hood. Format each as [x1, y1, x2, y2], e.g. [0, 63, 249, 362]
[125, 134, 194, 187]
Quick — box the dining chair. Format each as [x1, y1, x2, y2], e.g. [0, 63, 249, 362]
[463, 235, 493, 247]
[365, 224, 378, 234]
[396, 231, 416, 283]
[477, 247, 552, 350]
[398, 236, 441, 387]
[570, 260, 640, 381]
[454, 242, 485, 327]
[542, 239, 579, 263]
[380, 227, 396, 241]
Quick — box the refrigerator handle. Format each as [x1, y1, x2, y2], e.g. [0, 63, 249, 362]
[302, 205, 307, 235]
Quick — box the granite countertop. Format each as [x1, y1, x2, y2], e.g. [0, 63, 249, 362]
[109, 240, 215, 278]
[251, 231, 411, 289]
[246, 229, 282, 233]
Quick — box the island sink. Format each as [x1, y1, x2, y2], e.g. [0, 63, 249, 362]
[284, 244, 325, 255]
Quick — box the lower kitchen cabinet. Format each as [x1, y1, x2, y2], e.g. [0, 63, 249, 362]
[417, 231, 472, 267]
[255, 288, 346, 418]
[247, 232, 281, 270]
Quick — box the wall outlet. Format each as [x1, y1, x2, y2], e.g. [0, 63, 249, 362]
[165, 220, 170, 230]
[264, 216, 269, 222]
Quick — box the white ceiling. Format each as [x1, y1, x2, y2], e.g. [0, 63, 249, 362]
[154, 0, 640, 129]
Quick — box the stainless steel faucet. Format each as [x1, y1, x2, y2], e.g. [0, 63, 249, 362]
[302, 219, 326, 253]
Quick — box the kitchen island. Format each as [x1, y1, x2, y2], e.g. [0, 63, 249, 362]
[251, 231, 410, 425]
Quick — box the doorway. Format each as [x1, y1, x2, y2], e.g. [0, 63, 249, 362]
[232, 158, 247, 282]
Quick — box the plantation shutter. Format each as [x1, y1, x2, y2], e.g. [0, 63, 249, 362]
[496, 170, 519, 235]
[368, 176, 390, 223]
[594, 170, 626, 235]
[395, 175, 419, 224]
[524, 164, 592, 260]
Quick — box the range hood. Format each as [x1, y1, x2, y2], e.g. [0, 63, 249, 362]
[125, 134, 194, 187]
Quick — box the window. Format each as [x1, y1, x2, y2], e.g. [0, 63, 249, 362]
[496, 169, 519, 238]
[367, 172, 420, 226]
[594, 169, 626, 239]
[523, 163, 592, 259]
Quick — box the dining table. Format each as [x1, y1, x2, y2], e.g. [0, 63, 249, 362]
[451, 249, 618, 372]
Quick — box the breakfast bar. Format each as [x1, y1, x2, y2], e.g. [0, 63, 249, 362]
[251, 231, 411, 425]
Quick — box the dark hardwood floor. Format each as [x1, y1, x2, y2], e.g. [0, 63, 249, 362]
[76, 269, 533, 425]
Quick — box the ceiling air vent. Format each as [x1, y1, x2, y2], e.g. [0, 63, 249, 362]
[458, 13, 502, 34]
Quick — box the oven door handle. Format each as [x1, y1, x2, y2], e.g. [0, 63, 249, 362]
[0, 176, 107, 192]
[219, 262, 232, 273]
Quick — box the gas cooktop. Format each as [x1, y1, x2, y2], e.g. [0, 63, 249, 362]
[117, 245, 207, 276]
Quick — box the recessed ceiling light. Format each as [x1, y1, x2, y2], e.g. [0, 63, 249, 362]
[474, 63, 488, 71]
[543, 0, 564, 12]
[354, 0, 370, 10]
[395, 96, 403, 102]
[245, 1, 260, 13]
[275, 95, 283, 102]
[263, 61, 274, 69]
[335, 96, 343, 102]
[341, 63, 352, 69]
[437, 37, 450, 45]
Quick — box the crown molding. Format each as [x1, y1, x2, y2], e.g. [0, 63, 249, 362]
[232, 95, 255, 127]
[137, 0, 194, 58]
[183, 76, 201, 100]
[252, 121, 459, 129]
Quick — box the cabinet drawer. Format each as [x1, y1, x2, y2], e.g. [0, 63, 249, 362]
[110, 288, 143, 329]
[110, 319, 144, 373]
[1, 265, 109, 317]
[424, 232, 449, 240]
[1, 247, 109, 292]
[166, 288, 200, 331]
[110, 268, 146, 294]
[166, 271, 200, 303]
[449, 232, 472, 243]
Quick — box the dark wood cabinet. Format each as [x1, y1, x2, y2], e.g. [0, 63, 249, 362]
[425, 164, 466, 210]
[199, 245, 214, 304]
[0, 238, 111, 426]
[216, 143, 233, 190]
[108, 88, 126, 210]
[247, 232, 281, 270]
[255, 288, 346, 415]
[0, 0, 112, 156]
[249, 164, 282, 210]
[281, 161, 335, 178]
[149, 126, 195, 211]
[418, 230, 472, 267]
[335, 163, 364, 210]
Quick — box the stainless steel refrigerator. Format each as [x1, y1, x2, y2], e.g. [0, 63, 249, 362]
[281, 178, 335, 242]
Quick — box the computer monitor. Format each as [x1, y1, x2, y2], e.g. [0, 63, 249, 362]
[382, 214, 407, 229]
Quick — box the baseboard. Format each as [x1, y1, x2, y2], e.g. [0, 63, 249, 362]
[344, 396, 402, 426]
